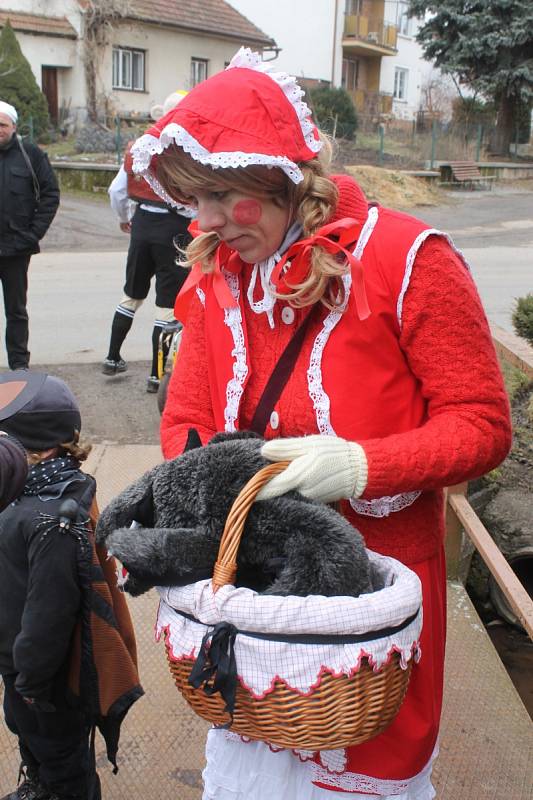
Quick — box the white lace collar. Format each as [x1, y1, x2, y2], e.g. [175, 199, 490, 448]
[246, 222, 302, 328]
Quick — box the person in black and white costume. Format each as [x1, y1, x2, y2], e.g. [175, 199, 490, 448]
[102, 91, 193, 392]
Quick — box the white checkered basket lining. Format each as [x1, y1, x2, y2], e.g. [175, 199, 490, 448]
[156, 549, 423, 697]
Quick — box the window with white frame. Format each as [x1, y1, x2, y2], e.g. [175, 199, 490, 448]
[397, 2, 411, 36]
[342, 58, 359, 91]
[394, 67, 408, 100]
[112, 47, 145, 91]
[190, 58, 208, 87]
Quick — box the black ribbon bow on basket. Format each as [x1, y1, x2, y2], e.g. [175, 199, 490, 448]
[188, 621, 239, 726]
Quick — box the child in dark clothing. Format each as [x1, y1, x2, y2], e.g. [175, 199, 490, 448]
[0, 372, 142, 800]
[0, 433, 27, 510]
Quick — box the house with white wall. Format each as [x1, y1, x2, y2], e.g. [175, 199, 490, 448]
[228, 0, 452, 126]
[0, 0, 275, 125]
[227, 0, 341, 86]
[0, 3, 83, 124]
[380, 1, 454, 125]
[229, 0, 403, 119]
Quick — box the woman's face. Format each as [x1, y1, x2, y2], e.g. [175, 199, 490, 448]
[191, 188, 290, 263]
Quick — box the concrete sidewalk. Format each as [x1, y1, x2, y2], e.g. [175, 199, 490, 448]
[1, 444, 532, 799]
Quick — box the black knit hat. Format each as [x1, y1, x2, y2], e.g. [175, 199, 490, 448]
[0, 371, 81, 451]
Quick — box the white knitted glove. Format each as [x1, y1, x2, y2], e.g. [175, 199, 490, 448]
[257, 435, 368, 503]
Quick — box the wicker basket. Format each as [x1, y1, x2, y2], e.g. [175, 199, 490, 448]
[165, 462, 415, 750]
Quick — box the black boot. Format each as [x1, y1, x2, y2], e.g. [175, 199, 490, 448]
[103, 307, 134, 374]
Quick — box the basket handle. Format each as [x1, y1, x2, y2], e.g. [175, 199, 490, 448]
[212, 460, 290, 592]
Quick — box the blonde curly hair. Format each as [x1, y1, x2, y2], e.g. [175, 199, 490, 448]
[27, 430, 92, 465]
[156, 136, 349, 309]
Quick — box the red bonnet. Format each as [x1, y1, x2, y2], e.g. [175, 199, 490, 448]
[131, 48, 322, 208]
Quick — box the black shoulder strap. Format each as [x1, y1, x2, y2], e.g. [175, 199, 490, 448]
[249, 307, 315, 436]
[16, 136, 40, 203]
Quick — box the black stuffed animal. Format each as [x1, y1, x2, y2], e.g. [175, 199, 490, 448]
[96, 431, 372, 599]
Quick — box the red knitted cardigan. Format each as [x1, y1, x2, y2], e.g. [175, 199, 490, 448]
[160, 176, 512, 565]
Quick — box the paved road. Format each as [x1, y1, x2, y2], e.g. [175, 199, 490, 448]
[416, 185, 533, 330]
[41, 192, 125, 252]
[1, 184, 531, 369]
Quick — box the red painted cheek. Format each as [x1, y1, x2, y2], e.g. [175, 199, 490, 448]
[232, 199, 263, 225]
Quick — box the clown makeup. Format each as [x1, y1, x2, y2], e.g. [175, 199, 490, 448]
[232, 198, 263, 225]
[193, 189, 290, 264]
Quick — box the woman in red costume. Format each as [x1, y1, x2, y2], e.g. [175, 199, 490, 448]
[131, 48, 511, 800]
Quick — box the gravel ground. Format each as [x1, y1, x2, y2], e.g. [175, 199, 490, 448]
[38, 360, 162, 445]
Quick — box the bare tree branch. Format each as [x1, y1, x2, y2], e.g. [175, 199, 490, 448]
[82, 0, 131, 123]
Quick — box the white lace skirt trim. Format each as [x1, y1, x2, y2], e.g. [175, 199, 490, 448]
[202, 729, 437, 799]
[156, 550, 422, 697]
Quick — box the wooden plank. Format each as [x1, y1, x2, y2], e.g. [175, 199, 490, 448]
[491, 323, 533, 379]
[448, 492, 533, 639]
[450, 162, 481, 174]
[452, 171, 482, 181]
[444, 482, 470, 581]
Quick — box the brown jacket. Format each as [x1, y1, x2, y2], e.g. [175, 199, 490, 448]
[68, 498, 143, 770]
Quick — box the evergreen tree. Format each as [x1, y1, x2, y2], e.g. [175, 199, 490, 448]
[408, 0, 533, 154]
[0, 20, 49, 138]
[309, 86, 358, 140]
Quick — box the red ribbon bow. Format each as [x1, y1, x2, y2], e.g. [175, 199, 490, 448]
[174, 217, 371, 323]
[271, 217, 370, 320]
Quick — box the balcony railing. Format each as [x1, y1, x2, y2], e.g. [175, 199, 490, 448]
[344, 14, 398, 51]
[445, 324, 533, 640]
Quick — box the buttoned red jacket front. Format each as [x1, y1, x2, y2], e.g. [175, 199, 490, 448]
[161, 177, 511, 565]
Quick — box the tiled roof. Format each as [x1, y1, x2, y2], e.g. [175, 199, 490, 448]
[126, 0, 275, 47]
[0, 10, 77, 39]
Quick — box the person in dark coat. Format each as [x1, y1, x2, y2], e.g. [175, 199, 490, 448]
[0, 432, 27, 509]
[0, 371, 142, 800]
[0, 101, 60, 370]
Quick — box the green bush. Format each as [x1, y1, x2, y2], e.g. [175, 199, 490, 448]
[309, 86, 358, 141]
[512, 293, 533, 347]
[0, 20, 49, 138]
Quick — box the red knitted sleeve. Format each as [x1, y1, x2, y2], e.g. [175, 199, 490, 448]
[360, 236, 512, 498]
[160, 294, 217, 459]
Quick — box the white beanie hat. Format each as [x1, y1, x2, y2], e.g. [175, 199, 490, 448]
[149, 90, 188, 121]
[0, 101, 17, 124]
[162, 90, 188, 116]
